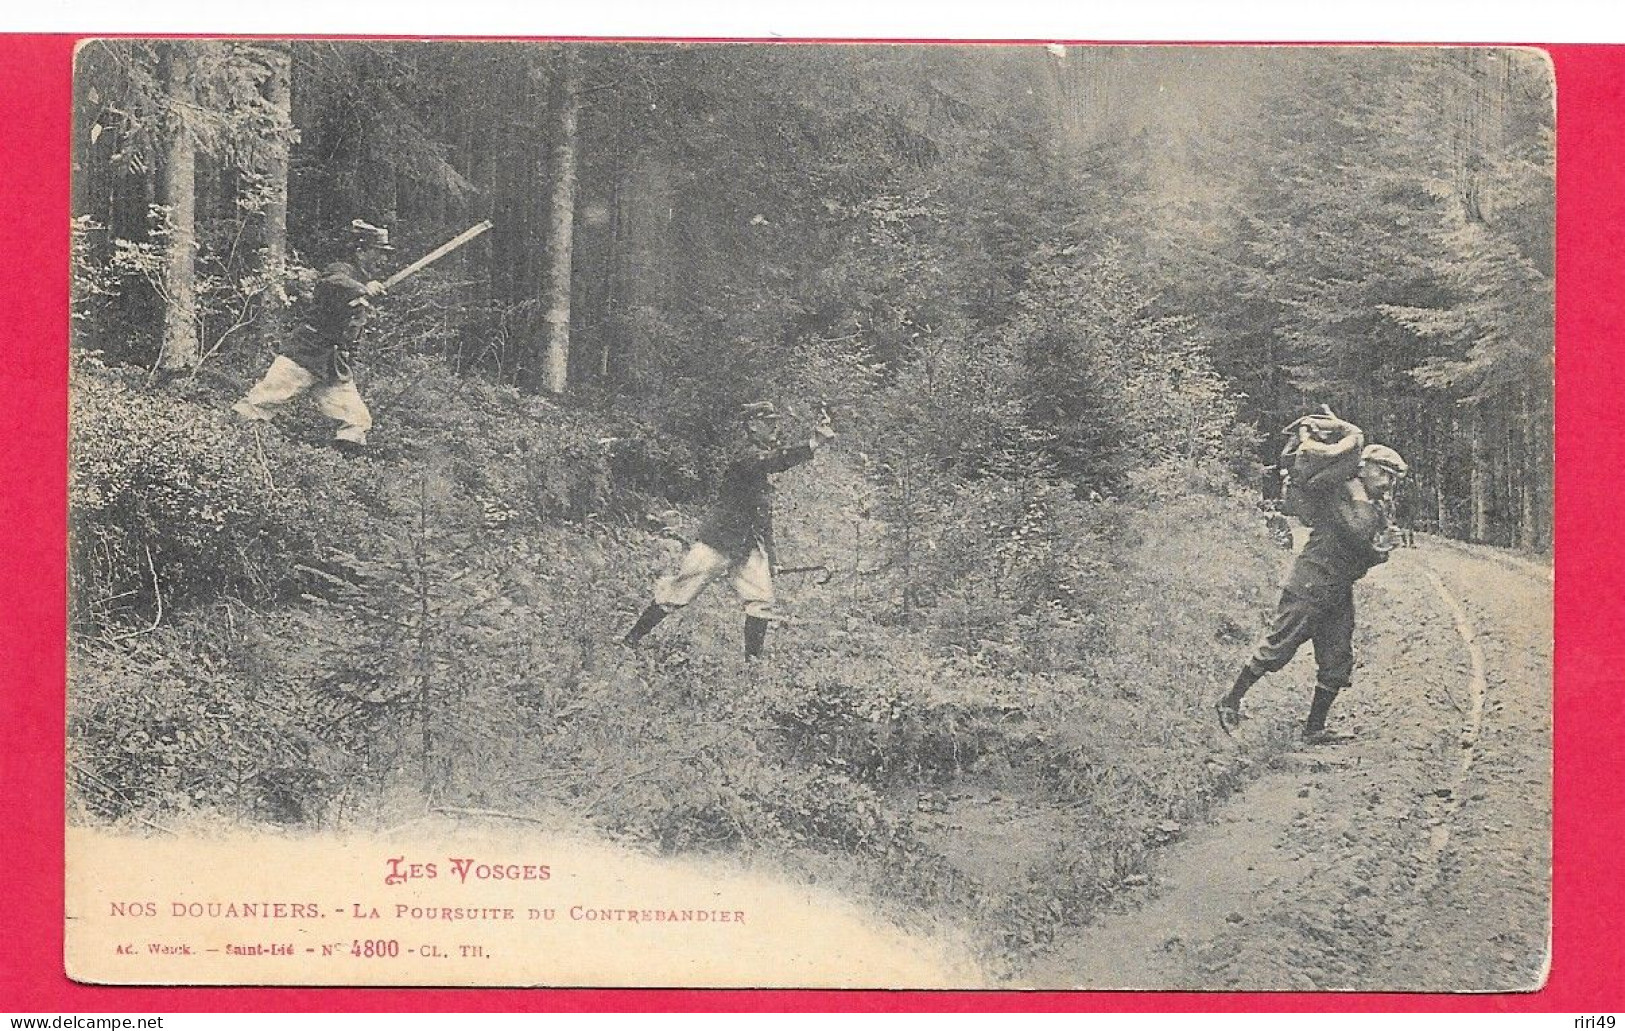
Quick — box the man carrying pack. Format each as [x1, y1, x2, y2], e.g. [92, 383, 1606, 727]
[232, 219, 392, 452]
[622, 401, 835, 658]
[1216, 417, 1409, 745]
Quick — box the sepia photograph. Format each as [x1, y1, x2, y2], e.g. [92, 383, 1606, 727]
[62, 39, 1554, 990]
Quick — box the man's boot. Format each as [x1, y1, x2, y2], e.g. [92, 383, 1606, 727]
[1302, 685, 1352, 744]
[622, 603, 668, 647]
[1215, 666, 1259, 735]
[744, 616, 769, 659]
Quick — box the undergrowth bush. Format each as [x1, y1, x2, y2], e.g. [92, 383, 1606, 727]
[70, 359, 390, 624]
[367, 355, 625, 522]
[69, 614, 355, 826]
[68, 354, 676, 632]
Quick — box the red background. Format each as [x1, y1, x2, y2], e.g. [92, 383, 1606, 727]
[2, 35, 1619, 1013]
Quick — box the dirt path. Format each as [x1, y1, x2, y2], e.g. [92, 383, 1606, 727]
[1020, 538, 1552, 991]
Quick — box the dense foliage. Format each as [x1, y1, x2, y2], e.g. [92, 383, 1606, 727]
[72, 42, 1552, 545]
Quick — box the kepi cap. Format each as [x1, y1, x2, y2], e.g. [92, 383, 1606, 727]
[350, 219, 395, 251]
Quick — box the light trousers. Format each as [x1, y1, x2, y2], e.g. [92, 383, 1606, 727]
[233, 356, 372, 444]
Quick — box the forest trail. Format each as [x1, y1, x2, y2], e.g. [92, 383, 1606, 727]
[1018, 537, 1552, 991]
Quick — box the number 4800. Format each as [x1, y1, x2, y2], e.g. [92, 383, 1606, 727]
[352, 939, 399, 958]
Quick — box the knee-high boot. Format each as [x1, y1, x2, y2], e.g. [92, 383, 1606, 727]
[1302, 685, 1351, 743]
[622, 603, 668, 647]
[744, 616, 769, 658]
[1224, 665, 1262, 707]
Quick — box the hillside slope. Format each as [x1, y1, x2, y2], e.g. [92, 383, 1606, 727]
[68, 360, 1348, 972]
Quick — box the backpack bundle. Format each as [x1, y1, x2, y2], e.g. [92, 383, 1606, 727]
[1277, 409, 1365, 526]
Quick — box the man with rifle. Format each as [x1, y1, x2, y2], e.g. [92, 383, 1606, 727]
[1215, 413, 1409, 745]
[622, 400, 835, 658]
[231, 219, 393, 452]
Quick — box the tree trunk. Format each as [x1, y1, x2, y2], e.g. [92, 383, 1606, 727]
[1511, 390, 1529, 549]
[541, 48, 580, 396]
[1468, 407, 1491, 543]
[1542, 384, 1554, 550]
[1433, 444, 1448, 537]
[157, 41, 199, 373]
[260, 43, 293, 354]
[1434, 414, 1452, 537]
[1521, 384, 1546, 551]
[602, 162, 623, 383]
[488, 63, 516, 318]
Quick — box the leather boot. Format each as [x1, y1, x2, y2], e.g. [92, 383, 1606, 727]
[1225, 666, 1261, 707]
[744, 616, 769, 658]
[1215, 666, 1260, 734]
[622, 603, 668, 647]
[1302, 685, 1352, 744]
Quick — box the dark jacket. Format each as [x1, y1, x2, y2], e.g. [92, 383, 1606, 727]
[1285, 483, 1391, 592]
[282, 259, 374, 378]
[694, 444, 814, 562]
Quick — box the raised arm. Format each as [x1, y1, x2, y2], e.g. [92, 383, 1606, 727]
[760, 408, 835, 473]
[1295, 417, 1366, 492]
[322, 261, 387, 300]
[320, 262, 370, 295]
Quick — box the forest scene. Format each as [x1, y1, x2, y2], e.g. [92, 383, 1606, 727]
[67, 41, 1554, 987]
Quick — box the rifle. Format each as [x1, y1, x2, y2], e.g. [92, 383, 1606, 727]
[349, 220, 494, 307]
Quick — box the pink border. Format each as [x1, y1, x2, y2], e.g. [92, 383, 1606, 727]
[2, 36, 1618, 1012]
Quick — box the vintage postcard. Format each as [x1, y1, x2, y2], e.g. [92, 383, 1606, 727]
[64, 40, 1553, 989]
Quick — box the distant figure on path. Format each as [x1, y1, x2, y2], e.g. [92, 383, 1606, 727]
[1217, 417, 1409, 745]
[232, 219, 393, 452]
[622, 401, 835, 658]
[1391, 485, 1418, 548]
